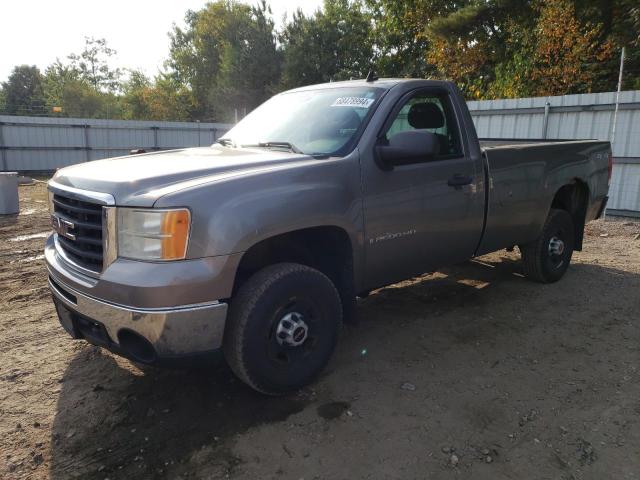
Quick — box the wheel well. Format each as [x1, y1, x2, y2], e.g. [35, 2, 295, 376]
[550, 180, 589, 251]
[232, 226, 355, 302]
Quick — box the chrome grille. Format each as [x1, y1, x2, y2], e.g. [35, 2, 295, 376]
[53, 193, 104, 272]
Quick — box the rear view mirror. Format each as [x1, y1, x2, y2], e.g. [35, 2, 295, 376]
[375, 130, 440, 170]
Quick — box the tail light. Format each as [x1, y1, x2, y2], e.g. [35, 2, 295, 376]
[607, 152, 613, 187]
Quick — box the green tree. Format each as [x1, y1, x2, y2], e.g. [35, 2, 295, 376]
[426, 0, 536, 98]
[145, 74, 191, 120]
[58, 81, 115, 117]
[121, 70, 153, 119]
[575, 0, 640, 91]
[279, 10, 323, 87]
[43, 60, 81, 112]
[280, 0, 374, 89]
[121, 70, 191, 120]
[4, 0, 636, 121]
[209, 0, 282, 121]
[518, 0, 615, 96]
[1, 65, 46, 115]
[68, 37, 122, 92]
[168, 0, 281, 121]
[42, 59, 122, 118]
[366, 0, 455, 78]
[424, 0, 633, 98]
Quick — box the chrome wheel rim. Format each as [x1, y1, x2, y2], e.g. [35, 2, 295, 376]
[548, 236, 565, 256]
[275, 312, 309, 347]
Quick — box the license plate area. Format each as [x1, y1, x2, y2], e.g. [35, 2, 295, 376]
[52, 297, 114, 348]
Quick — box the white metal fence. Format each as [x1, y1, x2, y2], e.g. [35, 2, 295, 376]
[1, 91, 639, 216]
[0, 116, 232, 172]
[468, 90, 640, 217]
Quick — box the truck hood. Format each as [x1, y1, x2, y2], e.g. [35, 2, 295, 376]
[51, 146, 314, 206]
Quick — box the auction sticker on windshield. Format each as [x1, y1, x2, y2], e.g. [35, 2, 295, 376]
[331, 97, 375, 108]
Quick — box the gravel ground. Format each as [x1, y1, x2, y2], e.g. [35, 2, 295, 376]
[1, 181, 639, 480]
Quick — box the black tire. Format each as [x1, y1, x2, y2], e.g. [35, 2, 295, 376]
[223, 263, 342, 395]
[519, 208, 575, 283]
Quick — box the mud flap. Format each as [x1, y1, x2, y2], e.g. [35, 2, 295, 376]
[596, 196, 608, 219]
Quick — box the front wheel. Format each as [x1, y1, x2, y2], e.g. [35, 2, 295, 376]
[223, 263, 343, 395]
[519, 208, 575, 283]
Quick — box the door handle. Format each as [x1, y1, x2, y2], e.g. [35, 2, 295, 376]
[447, 174, 473, 187]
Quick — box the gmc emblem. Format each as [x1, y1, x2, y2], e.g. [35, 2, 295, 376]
[51, 214, 76, 241]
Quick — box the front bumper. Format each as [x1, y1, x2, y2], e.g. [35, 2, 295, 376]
[49, 269, 228, 363]
[45, 228, 242, 362]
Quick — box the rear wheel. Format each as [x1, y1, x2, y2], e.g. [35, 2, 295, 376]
[520, 208, 575, 283]
[223, 263, 342, 395]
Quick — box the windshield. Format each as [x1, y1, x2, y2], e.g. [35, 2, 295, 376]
[218, 86, 385, 156]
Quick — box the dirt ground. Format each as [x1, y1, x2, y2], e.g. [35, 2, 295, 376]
[1, 181, 639, 480]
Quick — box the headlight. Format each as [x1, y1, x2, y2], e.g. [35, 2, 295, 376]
[117, 208, 191, 261]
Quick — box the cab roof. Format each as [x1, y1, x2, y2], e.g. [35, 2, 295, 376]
[284, 78, 453, 94]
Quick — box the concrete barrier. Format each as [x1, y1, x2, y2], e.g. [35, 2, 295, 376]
[0, 172, 19, 214]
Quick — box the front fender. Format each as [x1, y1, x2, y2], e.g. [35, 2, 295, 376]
[154, 153, 364, 272]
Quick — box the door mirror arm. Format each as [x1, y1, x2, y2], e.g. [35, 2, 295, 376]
[374, 137, 394, 171]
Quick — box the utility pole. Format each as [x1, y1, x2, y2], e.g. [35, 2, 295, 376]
[611, 47, 625, 146]
[606, 47, 625, 221]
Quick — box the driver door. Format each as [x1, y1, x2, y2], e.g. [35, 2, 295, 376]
[361, 88, 485, 288]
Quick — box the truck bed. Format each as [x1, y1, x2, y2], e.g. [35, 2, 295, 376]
[475, 138, 610, 256]
[479, 138, 591, 149]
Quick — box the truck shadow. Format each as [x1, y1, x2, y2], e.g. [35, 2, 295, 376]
[358, 253, 525, 317]
[48, 255, 636, 479]
[352, 254, 635, 348]
[49, 349, 312, 479]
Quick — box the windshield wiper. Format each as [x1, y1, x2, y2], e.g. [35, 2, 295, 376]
[243, 141, 303, 154]
[216, 138, 236, 147]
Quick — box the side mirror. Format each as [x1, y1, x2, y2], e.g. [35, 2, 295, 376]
[375, 130, 440, 170]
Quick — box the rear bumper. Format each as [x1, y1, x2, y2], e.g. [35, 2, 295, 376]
[49, 275, 228, 363]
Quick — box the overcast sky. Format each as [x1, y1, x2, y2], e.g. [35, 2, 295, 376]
[0, 0, 323, 82]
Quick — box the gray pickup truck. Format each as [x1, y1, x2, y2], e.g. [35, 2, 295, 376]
[46, 78, 610, 394]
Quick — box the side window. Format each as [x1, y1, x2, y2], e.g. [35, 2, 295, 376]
[385, 92, 462, 157]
